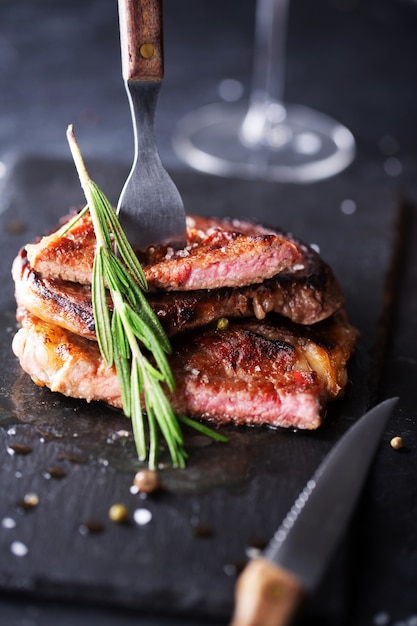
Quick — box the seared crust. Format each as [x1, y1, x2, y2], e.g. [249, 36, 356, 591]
[13, 251, 97, 340]
[12, 311, 120, 407]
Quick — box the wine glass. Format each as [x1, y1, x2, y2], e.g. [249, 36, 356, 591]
[173, 0, 355, 183]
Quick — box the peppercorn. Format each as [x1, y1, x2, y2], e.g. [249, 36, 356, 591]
[133, 469, 160, 493]
[217, 317, 229, 331]
[108, 503, 129, 523]
[390, 436, 403, 450]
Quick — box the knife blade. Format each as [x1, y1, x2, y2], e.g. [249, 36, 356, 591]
[230, 397, 399, 626]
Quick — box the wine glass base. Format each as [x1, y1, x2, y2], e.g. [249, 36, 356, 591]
[173, 103, 355, 183]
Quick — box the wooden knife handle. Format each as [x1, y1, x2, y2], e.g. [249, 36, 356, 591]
[229, 557, 304, 626]
[118, 0, 163, 82]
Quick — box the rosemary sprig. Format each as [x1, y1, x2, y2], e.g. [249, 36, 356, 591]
[66, 125, 226, 469]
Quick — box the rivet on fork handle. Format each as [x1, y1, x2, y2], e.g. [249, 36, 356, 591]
[140, 43, 155, 59]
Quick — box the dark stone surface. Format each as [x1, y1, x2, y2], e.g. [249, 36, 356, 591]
[0, 0, 416, 624]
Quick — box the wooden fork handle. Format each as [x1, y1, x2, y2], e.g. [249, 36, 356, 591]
[118, 0, 163, 82]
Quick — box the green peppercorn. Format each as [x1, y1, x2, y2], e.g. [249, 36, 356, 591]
[217, 317, 229, 331]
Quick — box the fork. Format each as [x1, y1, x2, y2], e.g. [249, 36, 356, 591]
[116, 0, 186, 251]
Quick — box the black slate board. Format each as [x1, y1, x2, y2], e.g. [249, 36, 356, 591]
[0, 157, 401, 622]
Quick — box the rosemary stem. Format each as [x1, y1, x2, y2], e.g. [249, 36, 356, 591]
[66, 124, 107, 250]
[65, 125, 227, 467]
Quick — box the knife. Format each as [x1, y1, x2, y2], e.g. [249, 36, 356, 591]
[230, 397, 399, 626]
[117, 0, 186, 251]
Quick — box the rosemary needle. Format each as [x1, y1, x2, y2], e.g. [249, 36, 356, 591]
[66, 125, 226, 468]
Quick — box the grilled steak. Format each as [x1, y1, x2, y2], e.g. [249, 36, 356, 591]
[12, 208, 357, 433]
[12, 309, 357, 430]
[13, 309, 121, 407]
[170, 311, 357, 428]
[25, 213, 303, 291]
[14, 251, 97, 341]
[13, 224, 343, 340]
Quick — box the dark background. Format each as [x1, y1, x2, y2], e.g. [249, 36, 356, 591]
[0, 1, 417, 625]
[0, 0, 416, 172]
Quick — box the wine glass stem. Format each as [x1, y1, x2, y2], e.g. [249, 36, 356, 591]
[240, 0, 290, 147]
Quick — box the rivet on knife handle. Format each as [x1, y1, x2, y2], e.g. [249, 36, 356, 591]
[118, 0, 163, 82]
[230, 558, 304, 626]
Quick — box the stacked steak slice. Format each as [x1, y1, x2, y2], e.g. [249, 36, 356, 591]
[12, 212, 358, 430]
